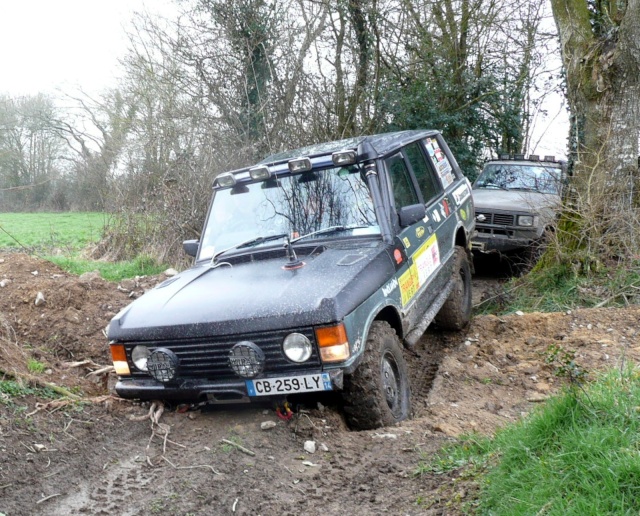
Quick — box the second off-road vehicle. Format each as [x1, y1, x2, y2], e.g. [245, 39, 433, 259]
[108, 130, 475, 430]
[471, 154, 566, 258]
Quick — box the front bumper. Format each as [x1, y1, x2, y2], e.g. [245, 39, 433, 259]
[115, 369, 344, 404]
[472, 226, 542, 253]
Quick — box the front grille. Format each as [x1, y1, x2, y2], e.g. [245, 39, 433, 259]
[125, 327, 320, 380]
[476, 211, 515, 226]
[493, 213, 515, 225]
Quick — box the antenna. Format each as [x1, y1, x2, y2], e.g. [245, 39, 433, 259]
[282, 235, 305, 270]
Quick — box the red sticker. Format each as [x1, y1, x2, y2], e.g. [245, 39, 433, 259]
[394, 249, 403, 264]
[442, 199, 450, 216]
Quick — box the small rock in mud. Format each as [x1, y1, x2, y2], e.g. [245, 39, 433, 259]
[260, 421, 276, 430]
[35, 291, 45, 306]
[79, 271, 102, 283]
[432, 422, 462, 437]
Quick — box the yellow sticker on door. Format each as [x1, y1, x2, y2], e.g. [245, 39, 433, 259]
[399, 234, 440, 306]
[399, 266, 420, 306]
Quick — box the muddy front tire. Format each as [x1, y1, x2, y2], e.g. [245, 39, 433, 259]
[342, 321, 411, 430]
[435, 246, 472, 330]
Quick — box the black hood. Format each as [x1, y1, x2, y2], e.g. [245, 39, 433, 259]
[108, 243, 394, 341]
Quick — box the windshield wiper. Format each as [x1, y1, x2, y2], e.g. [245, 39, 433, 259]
[292, 225, 371, 243]
[509, 187, 540, 193]
[480, 182, 508, 191]
[236, 233, 289, 249]
[212, 233, 288, 263]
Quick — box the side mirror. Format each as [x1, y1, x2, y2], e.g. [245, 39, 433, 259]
[398, 203, 426, 227]
[183, 240, 199, 257]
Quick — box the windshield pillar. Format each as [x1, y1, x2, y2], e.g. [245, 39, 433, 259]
[364, 161, 393, 244]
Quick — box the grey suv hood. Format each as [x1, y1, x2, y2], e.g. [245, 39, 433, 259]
[108, 243, 394, 341]
[472, 189, 560, 213]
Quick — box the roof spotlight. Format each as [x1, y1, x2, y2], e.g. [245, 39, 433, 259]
[214, 172, 236, 188]
[332, 150, 357, 166]
[288, 158, 312, 173]
[249, 166, 271, 180]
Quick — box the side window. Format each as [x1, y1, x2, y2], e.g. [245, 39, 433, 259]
[385, 153, 419, 208]
[422, 136, 458, 188]
[404, 142, 442, 204]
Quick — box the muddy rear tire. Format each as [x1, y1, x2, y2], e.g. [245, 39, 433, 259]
[342, 321, 411, 430]
[435, 246, 472, 330]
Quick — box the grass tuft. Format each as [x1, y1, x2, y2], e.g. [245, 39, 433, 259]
[26, 358, 46, 374]
[0, 380, 59, 405]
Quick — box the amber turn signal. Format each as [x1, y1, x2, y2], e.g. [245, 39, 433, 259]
[315, 324, 350, 363]
[110, 343, 131, 375]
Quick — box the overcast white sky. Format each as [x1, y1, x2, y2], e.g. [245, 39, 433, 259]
[0, 0, 568, 157]
[0, 0, 174, 96]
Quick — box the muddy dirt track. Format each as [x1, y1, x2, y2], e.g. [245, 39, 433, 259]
[1, 252, 640, 515]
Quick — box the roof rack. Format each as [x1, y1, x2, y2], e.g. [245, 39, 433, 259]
[494, 154, 558, 163]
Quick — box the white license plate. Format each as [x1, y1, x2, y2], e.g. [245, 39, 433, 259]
[246, 373, 332, 396]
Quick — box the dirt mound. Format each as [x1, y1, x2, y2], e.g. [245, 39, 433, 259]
[1, 251, 640, 515]
[0, 253, 168, 396]
[418, 307, 640, 436]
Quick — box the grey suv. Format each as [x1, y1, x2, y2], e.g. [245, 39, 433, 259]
[107, 130, 475, 430]
[471, 154, 565, 256]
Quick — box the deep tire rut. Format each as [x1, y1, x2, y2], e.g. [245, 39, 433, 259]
[406, 328, 460, 418]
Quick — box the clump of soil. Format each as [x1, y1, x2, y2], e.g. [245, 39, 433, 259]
[1, 251, 639, 515]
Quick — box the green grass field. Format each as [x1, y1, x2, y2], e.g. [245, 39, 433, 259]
[0, 212, 167, 280]
[0, 212, 107, 250]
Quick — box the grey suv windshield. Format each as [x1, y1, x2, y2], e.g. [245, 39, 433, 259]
[475, 164, 561, 194]
[199, 166, 379, 260]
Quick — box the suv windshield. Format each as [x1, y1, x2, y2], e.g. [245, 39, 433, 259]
[199, 166, 379, 260]
[475, 164, 561, 195]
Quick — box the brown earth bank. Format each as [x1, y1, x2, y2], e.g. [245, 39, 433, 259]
[1, 252, 639, 515]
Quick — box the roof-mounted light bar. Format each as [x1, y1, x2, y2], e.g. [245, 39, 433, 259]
[288, 157, 312, 173]
[332, 150, 357, 167]
[214, 172, 237, 188]
[249, 166, 271, 180]
[495, 153, 558, 163]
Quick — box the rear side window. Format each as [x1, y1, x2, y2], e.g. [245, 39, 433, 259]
[385, 153, 419, 208]
[404, 143, 442, 204]
[423, 137, 457, 188]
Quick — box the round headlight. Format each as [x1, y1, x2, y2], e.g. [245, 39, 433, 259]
[518, 215, 534, 227]
[147, 348, 179, 383]
[283, 333, 312, 363]
[131, 345, 150, 371]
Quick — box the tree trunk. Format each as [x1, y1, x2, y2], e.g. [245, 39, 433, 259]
[550, 0, 640, 263]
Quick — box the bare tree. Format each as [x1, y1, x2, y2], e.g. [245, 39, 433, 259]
[0, 95, 66, 209]
[380, 0, 554, 174]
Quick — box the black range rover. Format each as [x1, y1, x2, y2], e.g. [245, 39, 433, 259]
[108, 130, 475, 429]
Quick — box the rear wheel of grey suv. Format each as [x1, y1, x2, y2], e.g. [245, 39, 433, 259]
[342, 321, 411, 430]
[435, 246, 472, 330]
